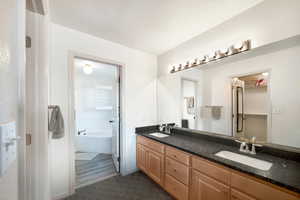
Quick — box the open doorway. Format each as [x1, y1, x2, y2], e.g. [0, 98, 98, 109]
[181, 79, 198, 129]
[232, 72, 270, 143]
[72, 57, 121, 188]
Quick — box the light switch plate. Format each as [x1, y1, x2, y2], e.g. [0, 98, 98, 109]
[0, 121, 17, 177]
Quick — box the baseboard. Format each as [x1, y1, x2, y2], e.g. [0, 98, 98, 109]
[52, 192, 71, 200]
[122, 167, 138, 176]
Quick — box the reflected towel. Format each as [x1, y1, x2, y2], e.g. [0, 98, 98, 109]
[49, 106, 64, 139]
[185, 97, 195, 114]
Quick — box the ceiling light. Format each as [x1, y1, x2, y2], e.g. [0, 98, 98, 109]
[262, 72, 269, 76]
[83, 64, 93, 74]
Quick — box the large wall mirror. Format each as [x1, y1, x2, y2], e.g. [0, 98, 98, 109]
[157, 44, 300, 149]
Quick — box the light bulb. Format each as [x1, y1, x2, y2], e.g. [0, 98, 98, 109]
[83, 64, 93, 74]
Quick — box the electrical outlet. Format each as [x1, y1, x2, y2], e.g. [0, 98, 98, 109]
[272, 107, 281, 114]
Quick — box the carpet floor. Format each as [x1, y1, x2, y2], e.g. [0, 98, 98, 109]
[64, 171, 173, 200]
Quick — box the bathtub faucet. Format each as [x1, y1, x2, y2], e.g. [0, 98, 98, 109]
[78, 129, 87, 135]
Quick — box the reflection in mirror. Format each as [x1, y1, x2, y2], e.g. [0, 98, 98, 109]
[181, 79, 197, 129]
[232, 73, 269, 143]
[157, 44, 300, 148]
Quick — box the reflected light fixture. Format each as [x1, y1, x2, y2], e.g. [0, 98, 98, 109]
[83, 64, 93, 74]
[170, 40, 251, 73]
[262, 72, 269, 76]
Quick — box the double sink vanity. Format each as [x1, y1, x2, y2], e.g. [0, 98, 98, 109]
[135, 126, 300, 200]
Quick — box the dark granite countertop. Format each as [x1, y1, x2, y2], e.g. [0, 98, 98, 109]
[135, 128, 300, 194]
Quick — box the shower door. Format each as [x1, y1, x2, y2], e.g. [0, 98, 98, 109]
[232, 79, 245, 138]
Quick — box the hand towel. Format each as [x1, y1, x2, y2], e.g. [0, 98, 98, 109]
[49, 106, 65, 139]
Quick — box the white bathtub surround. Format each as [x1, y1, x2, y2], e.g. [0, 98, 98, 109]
[75, 134, 112, 154]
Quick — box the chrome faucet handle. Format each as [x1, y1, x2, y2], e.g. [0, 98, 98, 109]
[250, 137, 263, 154]
[159, 124, 166, 132]
[235, 140, 250, 153]
[78, 129, 87, 135]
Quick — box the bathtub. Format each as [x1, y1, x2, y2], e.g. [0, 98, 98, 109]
[75, 132, 112, 153]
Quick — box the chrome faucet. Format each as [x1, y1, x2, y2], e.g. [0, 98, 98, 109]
[236, 140, 250, 153]
[159, 124, 173, 134]
[159, 124, 166, 132]
[235, 137, 262, 155]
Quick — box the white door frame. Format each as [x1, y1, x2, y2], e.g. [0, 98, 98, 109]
[25, 9, 51, 200]
[67, 51, 124, 195]
[17, 1, 27, 200]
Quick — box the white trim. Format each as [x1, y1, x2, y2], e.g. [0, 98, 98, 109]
[123, 167, 139, 176]
[52, 192, 70, 200]
[17, 1, 27, 200]
[67, 51, 125, 196]
[25, 10, 50, 200]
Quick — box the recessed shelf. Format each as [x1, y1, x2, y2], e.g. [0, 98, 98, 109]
[95, 106, 113, 110]
[96, 86, 113, 90]
[239, 113, 268, 116]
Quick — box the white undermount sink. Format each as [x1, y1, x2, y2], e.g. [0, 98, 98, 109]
[149, 132, 170, 138]
[215, 151, 273, 171]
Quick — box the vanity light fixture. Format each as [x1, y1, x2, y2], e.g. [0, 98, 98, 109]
[83, 64, 93, 74]
[170, 40, 251, 73]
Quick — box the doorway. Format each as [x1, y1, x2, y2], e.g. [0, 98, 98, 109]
[72, 56, 121, 188]
[232, 72, 270, 143]
[181, 79, 197, 129]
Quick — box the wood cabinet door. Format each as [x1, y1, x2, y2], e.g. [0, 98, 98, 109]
[137, 144, 147, 172]
[147, 149, 164, 186]
[190, 169, 230, 200]
[231, 189, 257, 200]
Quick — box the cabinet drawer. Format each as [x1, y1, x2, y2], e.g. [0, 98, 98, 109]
[231, 189, 256, 200]
[137, 136, 164, 154]
[166, 146, 190, 166]
[165, 174, 188, 200]
[166, 157, 189, 185]
[192, 156, 230, 185]
[231, 172, 299, 200]
[190, 169, 230, 200]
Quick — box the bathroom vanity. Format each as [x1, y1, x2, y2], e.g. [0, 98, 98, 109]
[136, 127, 300, 200]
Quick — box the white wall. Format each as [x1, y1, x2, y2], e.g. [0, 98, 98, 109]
[157, 0, 300, 147]
[157, 69, 203, 126]
[0, 0, 25, 200]
[158, 0, 300, 76]
[49, 23, 157, 199]
[159, 44, 300, 148]
[74, 60, 116, 136]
